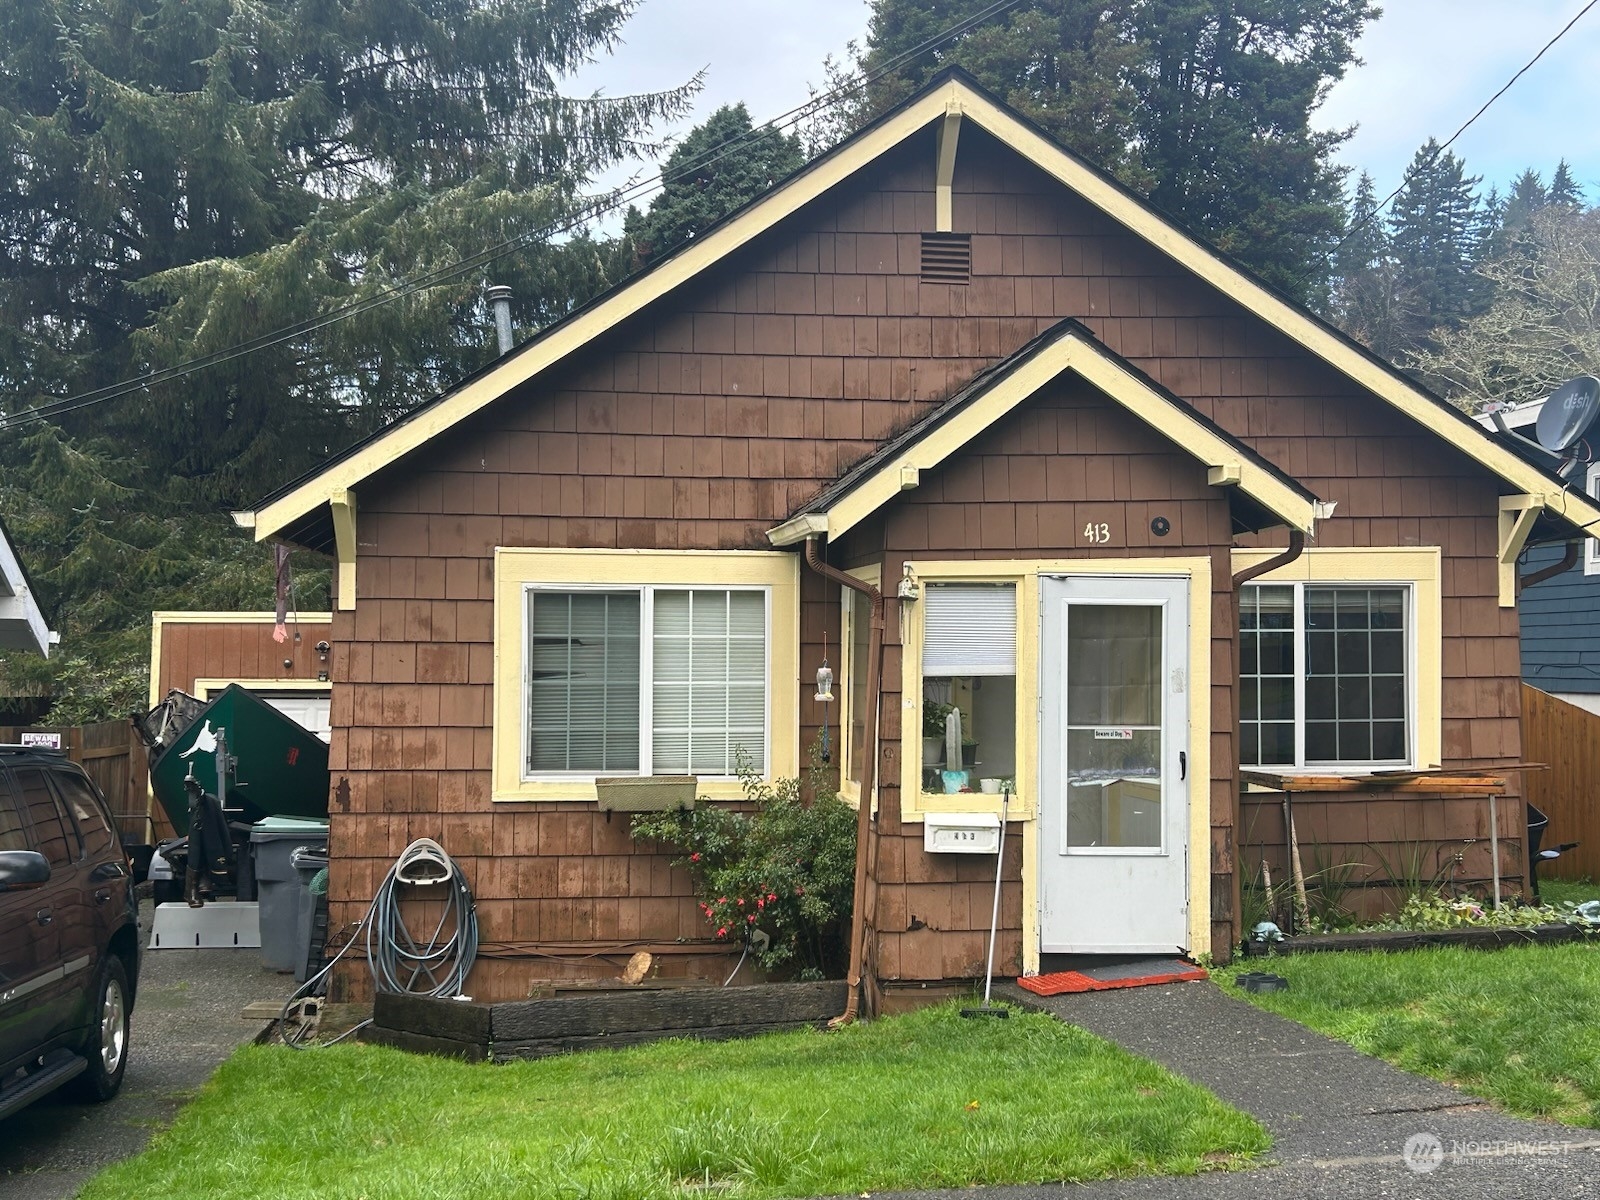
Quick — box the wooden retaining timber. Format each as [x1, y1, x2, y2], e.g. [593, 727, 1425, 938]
[364, 980, 849, 1062]
[1242, 922, 1590, 957]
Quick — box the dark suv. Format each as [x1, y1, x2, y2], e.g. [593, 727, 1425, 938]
[0, 747, 139, 1120]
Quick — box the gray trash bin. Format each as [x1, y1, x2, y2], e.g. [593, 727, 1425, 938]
[251, 817, 329, 972]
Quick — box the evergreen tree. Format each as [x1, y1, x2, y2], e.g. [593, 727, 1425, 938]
[1387, 139, 1485, 355]
[0, 0, 695, 719]
[1329, 171, 1404, 360]
[1550, 159, 1583, 208]
[619, 104, 806, 270]
[1502, 169, 1549, 236]
[850, 0, 1378, 301]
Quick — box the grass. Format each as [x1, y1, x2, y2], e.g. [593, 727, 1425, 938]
[1221, 942, 1600, 1127]
[1540, 877, 1599, 909]
[80, 1002, 1267, 1200]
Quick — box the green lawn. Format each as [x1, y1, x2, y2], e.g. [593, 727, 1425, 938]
[83, 1003, 1267, 1200]
[1540, 877, 1599, 909]
[1222, 942, 1600, 1127]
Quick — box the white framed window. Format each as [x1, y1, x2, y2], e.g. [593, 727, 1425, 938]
[1240, 583, 1412, 769]
[1586, 462, 1600, 575]
[524, 586, 769, 780]
[492, 549, 799, 802]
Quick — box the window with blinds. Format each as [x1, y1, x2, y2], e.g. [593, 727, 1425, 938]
[920, 582, 1018, 789]
[524, 586, 769, 778]
[923, 584, 1017, 675]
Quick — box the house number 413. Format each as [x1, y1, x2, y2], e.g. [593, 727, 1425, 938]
[1083, 521, 1112, 543]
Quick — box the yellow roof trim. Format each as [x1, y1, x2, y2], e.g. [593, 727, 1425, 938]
[767, 329, 1318, 546]
[244, 75, 1600, 544]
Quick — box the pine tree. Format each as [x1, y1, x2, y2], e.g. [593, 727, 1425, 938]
[1550, 159, 1583, 208]
[618, 104, 806, 270]
[0, 0, 695, 719]
[1387, 140, 1485, 355]
[1329, 172, 1404, 359]
[851, 0, 1379, 302]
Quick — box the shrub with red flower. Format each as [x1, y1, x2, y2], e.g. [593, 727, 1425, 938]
[630, 746, 855, 977]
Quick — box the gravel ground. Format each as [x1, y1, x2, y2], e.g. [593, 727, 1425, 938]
[0, 901, 294, 1200]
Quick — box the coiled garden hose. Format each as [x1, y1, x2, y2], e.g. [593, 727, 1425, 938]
[280, 837, 479, 1046]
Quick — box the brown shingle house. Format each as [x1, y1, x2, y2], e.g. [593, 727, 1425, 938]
[236, 70, 1600, 1005]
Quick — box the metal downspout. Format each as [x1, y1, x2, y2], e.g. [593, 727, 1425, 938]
[804, 536, 884, 1027]
[1231, 530, 1306, 947]
[1519, 540, 1580, 591]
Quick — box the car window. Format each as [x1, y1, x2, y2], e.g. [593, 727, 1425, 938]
[51, 772, 117, 858]
[0, 785, 25, 852]
[14, 767, 81, 866]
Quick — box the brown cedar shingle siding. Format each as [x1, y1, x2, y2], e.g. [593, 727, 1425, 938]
[325, 125, 1520, 998]
[867, 380, 1238, 971]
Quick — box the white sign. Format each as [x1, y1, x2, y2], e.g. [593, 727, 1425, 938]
[20, 731, 61, 749]
[1093, 728, 1134, 740]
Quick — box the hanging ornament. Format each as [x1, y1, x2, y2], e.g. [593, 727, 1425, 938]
[816, 634, 834, 761]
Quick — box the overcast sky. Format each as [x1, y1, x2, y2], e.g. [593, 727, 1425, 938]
[569, 0, 1600, 212]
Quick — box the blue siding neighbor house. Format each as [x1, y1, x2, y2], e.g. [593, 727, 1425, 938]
[1481, 399, 1600, 714]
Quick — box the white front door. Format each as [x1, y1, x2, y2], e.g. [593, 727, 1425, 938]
[1038, 576, 1190, 954]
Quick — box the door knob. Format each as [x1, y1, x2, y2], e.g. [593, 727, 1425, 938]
[35, 909, 52, 926]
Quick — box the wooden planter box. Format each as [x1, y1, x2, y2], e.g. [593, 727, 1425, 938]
[1243, 922, 1590, 957]
[363, 979, 848, 1062]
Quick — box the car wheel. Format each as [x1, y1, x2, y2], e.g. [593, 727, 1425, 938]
[67, 955, 131, 1103]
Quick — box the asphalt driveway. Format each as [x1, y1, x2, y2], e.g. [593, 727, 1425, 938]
[0, 902, 292, 1200]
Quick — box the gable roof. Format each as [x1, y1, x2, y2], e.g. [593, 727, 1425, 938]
[238, 69, 1600, 550]
[767, 319, 1322, 546]
[0, 515, 55, 657]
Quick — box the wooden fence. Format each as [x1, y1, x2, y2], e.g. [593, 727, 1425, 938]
[1, 720, 148, 844]
[1521, 684, 1600, 882]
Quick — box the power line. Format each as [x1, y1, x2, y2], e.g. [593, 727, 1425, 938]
[1, 0, 1025, 432]
[1334, 0, 1599, 257]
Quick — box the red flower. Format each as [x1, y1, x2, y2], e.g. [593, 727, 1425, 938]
[716, 926, 728, 938]
[690, 852, 701, 862]
[756, 898, 765, 909]
[737, 897, 745, 907]
[718, 897, 727, 905]
[767, 893, 777, 902]
[795, 886, 805, 896]
[747, 914, 757, 923]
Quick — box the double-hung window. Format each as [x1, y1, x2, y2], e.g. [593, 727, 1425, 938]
[1240, 583, 1410, 768]
[496, 549, 798, 801]
[525, 586, 769, 779]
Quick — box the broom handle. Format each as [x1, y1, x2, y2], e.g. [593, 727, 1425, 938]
[982, 790, 1008, 1005]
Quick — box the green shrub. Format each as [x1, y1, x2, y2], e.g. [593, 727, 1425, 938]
[630, 750, 857, 978]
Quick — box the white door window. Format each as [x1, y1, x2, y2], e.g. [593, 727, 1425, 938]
[1039, 576, 1190, 954]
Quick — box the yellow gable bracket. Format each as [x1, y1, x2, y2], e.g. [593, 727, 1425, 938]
[767, 327, 1319, 546]
[239, 73, 1600, 546]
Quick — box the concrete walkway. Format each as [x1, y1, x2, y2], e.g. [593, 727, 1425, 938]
[883, 980, 1600, 1199]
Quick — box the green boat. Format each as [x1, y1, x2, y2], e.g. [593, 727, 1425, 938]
[139, 684, 330, 834]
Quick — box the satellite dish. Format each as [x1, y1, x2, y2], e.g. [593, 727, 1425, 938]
[1536, 376, 1600, 452]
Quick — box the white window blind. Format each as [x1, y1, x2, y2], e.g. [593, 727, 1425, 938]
[923, 584, 1016, 675]
[524, 586, 768, 779]
[652, 590, 768, 775]
[526, 592, 641, 773]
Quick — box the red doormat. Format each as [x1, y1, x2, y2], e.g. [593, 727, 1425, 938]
[1017, 958, 1208, 997]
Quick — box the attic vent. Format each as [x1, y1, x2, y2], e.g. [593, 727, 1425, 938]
[920, 233, 971, 285]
